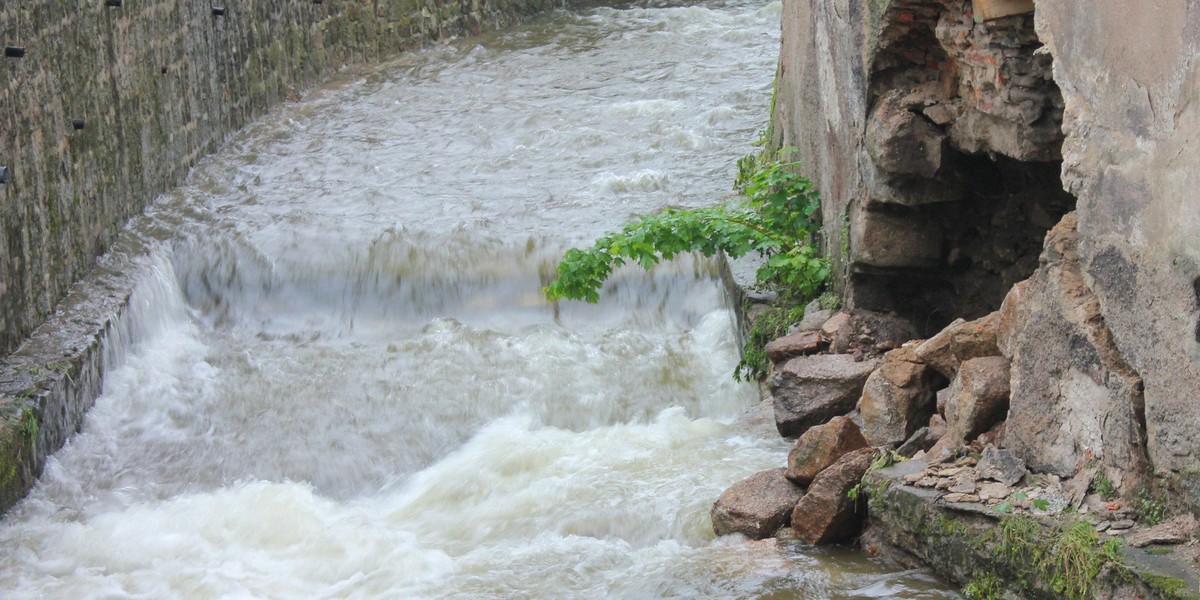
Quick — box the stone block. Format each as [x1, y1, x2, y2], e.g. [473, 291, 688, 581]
[770, 354, 883, 437]
[943, 356, 1011, 444]
[711, 468, 805, 540]
[866, 89, 947, 178]
[790, 447, 875, 545]
[913, 312, 1001, 378]
[858, 359, 936, 446]
[785, 416, 870, 486]
[850, 206, 944, 270]
[765, 330, 826, 363]
[973, 0, 1034, 22]
[976, 445, 1025, 486]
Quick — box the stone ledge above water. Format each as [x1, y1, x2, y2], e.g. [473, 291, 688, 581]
[863, 460, 1200, 600]
[0, 256, 142, 516]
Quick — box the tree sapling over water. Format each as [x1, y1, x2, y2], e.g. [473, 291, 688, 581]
[544, 150, 830, 379]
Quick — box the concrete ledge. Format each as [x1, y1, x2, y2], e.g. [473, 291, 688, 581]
[718, 252, 774, 351]
[0, 254, 142, 515]
[864, 461, 1200, 599]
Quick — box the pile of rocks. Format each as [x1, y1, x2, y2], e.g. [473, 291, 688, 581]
[711, 417, 877, 544]
[712, 298, 1200, 566]
[711, 304, 1021, 543]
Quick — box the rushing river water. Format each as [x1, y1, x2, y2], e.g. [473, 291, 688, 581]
[0, 0, 959, 597]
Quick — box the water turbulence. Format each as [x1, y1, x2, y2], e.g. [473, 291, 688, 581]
[0, 0, 957, 597]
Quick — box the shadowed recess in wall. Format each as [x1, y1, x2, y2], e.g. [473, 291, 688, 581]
[849, 0, 1074, 335]
[1194, 276, 1200, 342]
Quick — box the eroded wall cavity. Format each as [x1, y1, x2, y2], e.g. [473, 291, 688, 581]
[852, 0, 1074, 333]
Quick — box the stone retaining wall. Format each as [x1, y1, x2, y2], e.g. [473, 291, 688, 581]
[0, 0, 557, 516]
[0, 0, 554, 357]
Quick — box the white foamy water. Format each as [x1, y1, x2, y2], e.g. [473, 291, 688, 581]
[0, 0, 958, 597]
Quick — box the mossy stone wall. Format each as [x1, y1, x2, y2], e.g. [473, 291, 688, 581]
[0, 0, 554, 355]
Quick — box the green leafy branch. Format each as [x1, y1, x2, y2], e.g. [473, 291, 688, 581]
[543, 151, 829, 305]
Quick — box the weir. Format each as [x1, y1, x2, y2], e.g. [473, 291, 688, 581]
[0, 1, 961, 596]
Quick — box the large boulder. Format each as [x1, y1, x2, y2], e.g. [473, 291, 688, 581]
[1000, 214, 1150, 482]
[896, 426, 939, 458]
[852, 310, 921, 352]
[913, 312, 1001, 378]
[711, 468, 805, 539]
[770, 354, 882, 437]
[858, 353, 937, 446]
[785, 416, 870, 486]
[794, 299, 832, 332]
[943, 356, 1011, 444]
[791, 448, 876, 545]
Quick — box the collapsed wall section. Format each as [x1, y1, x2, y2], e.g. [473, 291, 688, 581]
[774, 0, 1200, 508]
[1033, 1, 1200, 494]
[0, 0, 554, 357]
[852, 0, 1074, 333]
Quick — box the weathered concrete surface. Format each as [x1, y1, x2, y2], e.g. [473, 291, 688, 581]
[1000, 213, 1150, 485]
[0, 0, 555, 357]
[1033, 1, 1200, 491]
[771, 0, 876, 297]
[0, 251, 141, 514]
[0, 0, 558, 516]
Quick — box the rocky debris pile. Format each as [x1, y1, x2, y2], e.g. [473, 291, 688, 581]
[892, 448, 1200, 550]
[710, 416, 878, 544]
[713, 295, 1198, 557]
[712, 305, 981, 544]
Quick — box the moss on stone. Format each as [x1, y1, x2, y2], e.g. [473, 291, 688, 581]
[1135, 571, 1200, 600]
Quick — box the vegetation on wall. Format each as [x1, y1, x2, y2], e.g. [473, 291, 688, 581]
[543, 149, 830, 379]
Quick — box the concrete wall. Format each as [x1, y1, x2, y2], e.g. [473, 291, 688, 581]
[771, 0, 879, 296]
[1035, 1, 1200, 483]
[0, 0, 553, 357]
